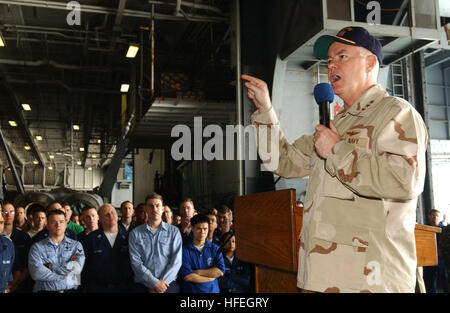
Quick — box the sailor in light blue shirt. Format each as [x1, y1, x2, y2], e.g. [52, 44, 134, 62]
[28, 210, 85, 293]
[129, 193, 182, 293]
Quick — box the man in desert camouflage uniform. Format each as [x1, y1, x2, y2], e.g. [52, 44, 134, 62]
[242, 26, 428, 293]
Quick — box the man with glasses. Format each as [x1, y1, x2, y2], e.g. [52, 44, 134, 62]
[1, 202, 32, 293]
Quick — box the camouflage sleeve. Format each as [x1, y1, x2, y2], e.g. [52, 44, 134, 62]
[325, 100, 428, 200]
[251, 107, 313, 178]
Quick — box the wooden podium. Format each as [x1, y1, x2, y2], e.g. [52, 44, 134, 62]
[234, 189, 441, 293]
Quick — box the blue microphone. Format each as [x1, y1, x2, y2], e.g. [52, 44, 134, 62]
[313, 83, 334, 128]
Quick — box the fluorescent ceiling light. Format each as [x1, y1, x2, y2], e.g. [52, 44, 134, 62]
[120, 84, 130, 93]
[49, 155, 54, 159]
[24, 145, 31, 150]
[8, 121, 17, 127]
[92, 155, 96, 159]
[33, 160, 39, 165]
[48, 166, 53, 170]
[73, 124, 80, 130]
[97, 139, 101, 144]
[88, 167, 92, 171]
[36, 135, 43, 141]
[77, 161, 82, 165]
[79, 147, 85, 152]
[126, 45, 139, 58]
[22, 103, 31, 111]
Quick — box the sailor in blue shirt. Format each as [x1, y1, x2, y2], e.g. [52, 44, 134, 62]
[129, 193, 182, 293]
[180, 214, 225, 293]
[118, 201, 136, 233]
[218, 232, 253, 293]
[32, 202, 78, 244]
[0, 214, 15, 293]
[177, 198, 196, 245]
[28, 210, 85, 293]
[81, 204, 133, 292]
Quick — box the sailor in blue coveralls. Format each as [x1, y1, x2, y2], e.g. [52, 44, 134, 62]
[218, 232, 253, 293]
[0, 213, 15, 293]
[179, 214, 225, 293]
[81, 204, 133, 292]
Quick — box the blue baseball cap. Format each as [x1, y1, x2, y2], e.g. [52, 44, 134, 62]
[314, 26, 383, 65]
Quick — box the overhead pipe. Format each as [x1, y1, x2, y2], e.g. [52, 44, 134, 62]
[0, 127, 25, 194]
[174, 0, 182, 16]
[7, 79, 121, 94]
[2, 23, 136, 38]
[0, 0, 228, 23]
[149, 0, 223, 15]
[0, 59, 127, 72]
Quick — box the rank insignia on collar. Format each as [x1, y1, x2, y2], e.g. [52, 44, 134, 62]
[97, 234, 102, 239]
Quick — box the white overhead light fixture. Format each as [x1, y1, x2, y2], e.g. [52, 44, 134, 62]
[48, 166, 53, 170]
[22, 103, 31, 111]
[8, 120, 17, 127]
[33, 160, 39, 165]
[0, 32, 5, 47]
[126, 44, 139, 58]
[92, 155, 97, 159]
[73, 124, 80, 130]
[36, 135, 43, 141]
[79, 147, 85, 152]
[97, 139, 101, 144]
[77, 161, 82, 165]
[24, 145, 31, 150]
[120, 84, 130, 93]
[88, 167, 92, 171]
[49, 155, 54, 159]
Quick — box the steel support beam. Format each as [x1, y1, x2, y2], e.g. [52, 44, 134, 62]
[425, 50, 450, 68]
[410, 51, 435, 223]
[0, 68, 45, 167]
[0, 127, 25, 194]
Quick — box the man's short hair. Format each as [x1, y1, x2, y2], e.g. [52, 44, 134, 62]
[81, 206, 97, 214]
[120, 200, 133, 209]
[30, 204, 46, 217]
[46, 201, 62, 212]
[180, 197, 194, 208]
[205, 209, 217, 217]
[145, 193, 163, 204]
[1, 201, 14, 208]
[190, 214, 209, 227]
[47, 209, 65, 220]
[429, 209, 441, 215]
[218, 205, 232, 215]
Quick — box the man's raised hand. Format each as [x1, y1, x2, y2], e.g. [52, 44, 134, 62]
[241, 74, 272, 112]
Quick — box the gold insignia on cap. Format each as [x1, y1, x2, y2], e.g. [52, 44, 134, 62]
[337, 27, 352, 37]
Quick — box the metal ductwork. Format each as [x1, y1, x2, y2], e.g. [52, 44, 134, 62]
[13, 192, 56, 213]
[12, 188, 103, 215]
[61, 192, 104, 214]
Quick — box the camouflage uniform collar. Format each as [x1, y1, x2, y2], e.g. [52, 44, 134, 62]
[336, 84, 388, 118]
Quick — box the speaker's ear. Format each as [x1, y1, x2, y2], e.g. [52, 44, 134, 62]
[367, 54, 377, 72]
